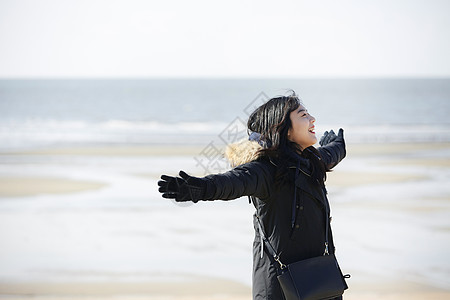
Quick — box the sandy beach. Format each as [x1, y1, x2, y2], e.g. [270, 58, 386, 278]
[0, 279, 449, 300]
[0, 177, 107, 197]
[0, 142, 449, 299]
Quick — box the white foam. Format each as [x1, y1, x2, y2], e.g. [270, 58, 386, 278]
[2, 119, 450, 152]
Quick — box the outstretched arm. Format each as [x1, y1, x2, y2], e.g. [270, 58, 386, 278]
[158, 160, 274, 203]
[318, 128, 346, 170]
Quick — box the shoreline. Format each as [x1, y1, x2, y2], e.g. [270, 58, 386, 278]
[1, 142, 449, 157]
[0, 142, 448, 196]
[0, 145, 206, 157]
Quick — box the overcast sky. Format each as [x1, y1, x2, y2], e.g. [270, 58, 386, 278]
[0, 0, 449, 78]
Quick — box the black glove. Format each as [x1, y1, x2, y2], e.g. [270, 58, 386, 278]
[319, 128, 344, 146]
[158, 171, 207, 203]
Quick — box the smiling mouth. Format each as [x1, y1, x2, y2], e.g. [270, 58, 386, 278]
[309, 127, 315, 134]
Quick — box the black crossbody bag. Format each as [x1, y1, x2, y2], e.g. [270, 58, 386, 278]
[253, 180, 349, 300]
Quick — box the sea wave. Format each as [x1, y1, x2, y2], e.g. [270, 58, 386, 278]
[1, 119, 449, 151]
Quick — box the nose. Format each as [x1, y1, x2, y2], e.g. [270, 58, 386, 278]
[310, 115, 316, 123]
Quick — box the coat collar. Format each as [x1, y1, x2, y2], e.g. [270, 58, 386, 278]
[291, 156, 327, 206]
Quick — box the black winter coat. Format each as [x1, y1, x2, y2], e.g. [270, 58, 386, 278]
[204, 139, 346, 300]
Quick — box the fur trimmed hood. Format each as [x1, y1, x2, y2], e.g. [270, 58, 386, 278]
[225, 139, 263, 167]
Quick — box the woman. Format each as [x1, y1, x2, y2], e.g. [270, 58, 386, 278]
[158, 92, 346, 300]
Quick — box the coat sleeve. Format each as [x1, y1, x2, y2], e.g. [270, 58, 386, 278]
[204, 160, 274, 201]
[317, 138, 346, 170]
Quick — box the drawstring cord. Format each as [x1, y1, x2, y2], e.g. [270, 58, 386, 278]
[291, 161, 300, 228]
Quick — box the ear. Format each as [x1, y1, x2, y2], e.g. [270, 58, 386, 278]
[287, 127, 293, 142]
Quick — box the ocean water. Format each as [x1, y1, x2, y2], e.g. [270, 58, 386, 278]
[0, 78, 449, 150]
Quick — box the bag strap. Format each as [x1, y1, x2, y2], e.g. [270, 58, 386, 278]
[251, 168, 331, 270]
[291, 163, 300, 228]
[255, 213, 287, 270]
[323, 189, 330, 255]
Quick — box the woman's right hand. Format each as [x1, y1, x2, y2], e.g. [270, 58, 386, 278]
[158, 171, 206, 203]
[318, 128, 346, 169]
[319, 128, 344, 146]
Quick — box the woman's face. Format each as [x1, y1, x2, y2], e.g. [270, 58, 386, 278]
[288, 104, 317, 150]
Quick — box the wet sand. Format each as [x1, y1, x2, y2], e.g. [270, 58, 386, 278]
[0, 177, 107, 197]
[0, 142, 449, 299]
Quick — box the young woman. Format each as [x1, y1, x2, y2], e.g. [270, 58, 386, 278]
[158, 93, 346, 300]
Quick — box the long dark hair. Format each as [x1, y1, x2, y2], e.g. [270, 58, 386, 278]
[247, 91, 327, 186]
